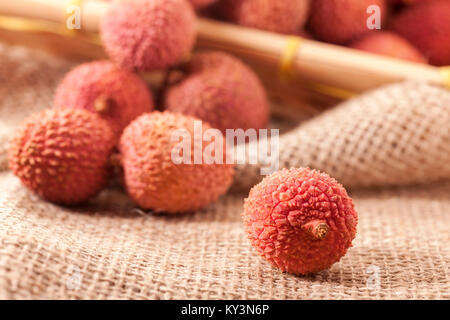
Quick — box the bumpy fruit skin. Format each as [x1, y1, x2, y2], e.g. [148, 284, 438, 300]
[9, 109, 115, 205]
[391, 0, 450, 66]
[243, 168, 358, 275]
[164, 51, 269, 134]
[100, 0, 196, 71]
[350, 32, 427, 63]
[119, 111, 235, 213]
[309, 0, 387, 44]
[54, 61, 154, 138]
[219, 0, 310, 34]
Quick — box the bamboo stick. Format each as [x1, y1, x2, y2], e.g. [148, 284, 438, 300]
[0, 0, 445, 94]
[0, 0, 106, 32]
[196, 19, 444, 92]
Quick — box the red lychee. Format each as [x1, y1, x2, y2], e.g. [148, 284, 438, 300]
[242, 168, 358, 275]
[54, 61, 154, 139]
[189, 0, 216, 9]
[9, 109, 115, 205]
[219, 0, 311, 34]
[163, 51, 269, 134]
[390, 0, 450, 66]
[309, 0, 387, 44]
[119, 111, 235, 213]
[100, 0, 196, 71]
[387, 0, 431, 5]
[350, 32, 427, 63]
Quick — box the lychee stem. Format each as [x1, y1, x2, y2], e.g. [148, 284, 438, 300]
[94, 96, 112, 114]
[301, 220, 329, 240]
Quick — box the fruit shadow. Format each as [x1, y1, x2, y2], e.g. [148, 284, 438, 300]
[286, 244, 444, 296]
[349, 179, 450, 202]
[58, 185, 246, 223]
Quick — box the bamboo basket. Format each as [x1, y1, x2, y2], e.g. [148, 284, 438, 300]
[0, 0, 448, 120]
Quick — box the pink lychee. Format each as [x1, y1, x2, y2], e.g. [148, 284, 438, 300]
[242, 167, 358, 275]
[350, 32, 427, 63]
[219, 0, 311, 34]
[100, 0, 197, 71]
[9, 109, 115, 205]
[164, 51, 270, 134]
[119, 111, 235, 213]
[54, 61, 154, 139]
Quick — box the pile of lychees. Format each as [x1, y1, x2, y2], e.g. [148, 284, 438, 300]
[8, 0, 362, 275]
[9, 0, 269, 212]
[212, 0, 450, 66]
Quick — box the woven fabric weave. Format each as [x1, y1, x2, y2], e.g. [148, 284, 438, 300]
[234, 81, 450, 190]
[0, 43, 449, 299]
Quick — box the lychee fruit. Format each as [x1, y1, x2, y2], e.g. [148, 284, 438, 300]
[242, 167, 358, 275]
[309, 0, 387, 44]
[119, 111, 235, 213]
[100, 0, 197, 71]
[390, 0, 450, 66]
[163, 51, 270, 134]
[219, 0, 311, 34]
[54, 61, 154, 139]
[350, 32, 427, 63]
[9, 109, 115, 205]
[387, 0, 431, 5]
[189, 0, 216, 10]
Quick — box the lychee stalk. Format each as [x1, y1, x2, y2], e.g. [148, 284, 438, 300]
[302, 219, 329, 240]
[94, 96, 113, 114]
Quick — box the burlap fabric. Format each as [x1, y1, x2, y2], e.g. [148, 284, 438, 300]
[0, 43, 449, 299]
[234, 81, 450, 190]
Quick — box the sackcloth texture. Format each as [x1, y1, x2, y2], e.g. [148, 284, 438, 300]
[0, 43, 449, 299]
